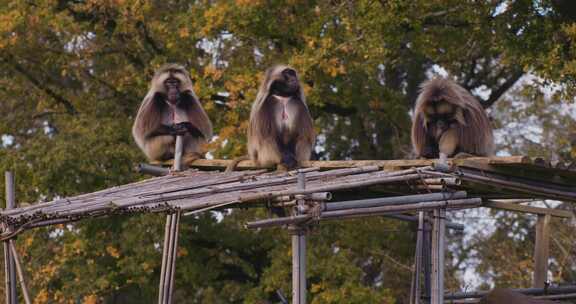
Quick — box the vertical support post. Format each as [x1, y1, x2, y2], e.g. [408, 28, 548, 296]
[173, 135, 183, 172]
[430, 208, 446, 304]
[410, 212, 425, 304]
[423, 213, 432, 303]
[4, 172, 17, 304]
[158, 136, 184, 304]
[3, 240, 11, 304]
[291, 172, 306, 304]
[533, 214, 551, 288]
[9, 244, 30, 304]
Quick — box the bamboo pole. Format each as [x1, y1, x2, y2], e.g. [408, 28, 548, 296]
[3, 239, 11, 304]
[0, 165, 412, 225]
[423, 215, 432, 301]
[9, 244, 30, 304]
[236, 172, 438, 204]
[167, 211, 180, 304]
[158, 211, 172, 303]
[453, 168, 576, 201]
[291, 172, 307, 304]
[136, 164, 170, 176]
[533, 293, 576, 299]
[173, 136, 183, 172]
[431, 208, 446, 304]
[158, 135, 184, 304]
[157, 156, 531, 170]
[246, 198, 481, 229]
[410, 212, 424, 304]
[4, 172, 17, 304]
[384, 214, 464, 231]
[444, 286, 576, 299]
[324, 191, 467, 212]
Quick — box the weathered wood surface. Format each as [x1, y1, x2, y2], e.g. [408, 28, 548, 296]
[484, 201, 573, 218]
[1, 156, 574, 238]
[157, 155, 534, 170]
[533, 214, 551, 289]
[0, 166, 440, 234]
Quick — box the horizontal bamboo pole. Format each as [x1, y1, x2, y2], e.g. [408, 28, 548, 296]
[235, 172, 437, 205]
[384, 214, 464, 231]
[456, 169, 576, 201]
[1, 166, 413, 233]
[444, 286, 576, 299]
[136, 163, 170, 176]
[443, 292, 576, 303]
[2, 170, 436, 231]
[534, 293, 576, 299]
[157, 156, 532, 170]
[246, 198, 482, 229]
[321, 198, 481, 220]
[325, 191, 467, 211]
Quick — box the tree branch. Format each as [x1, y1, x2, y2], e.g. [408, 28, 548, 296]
[2, 54, 77, 115]
[136, 21, 163, 55]
[482, 70, 524, 108]
[310, 102, 358, 117]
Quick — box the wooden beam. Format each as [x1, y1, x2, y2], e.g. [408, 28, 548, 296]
[152, 156, 532, 171]
[484, 201, 573, 218]
[533, 214, 551, 288]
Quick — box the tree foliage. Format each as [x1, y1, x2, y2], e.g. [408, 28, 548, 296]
[0, 1, 575, 303]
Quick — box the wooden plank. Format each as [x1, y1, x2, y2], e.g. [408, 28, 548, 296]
[155, 156, 532, 171]
[533, 214, 551, 288]
[484, 201, 573, 218]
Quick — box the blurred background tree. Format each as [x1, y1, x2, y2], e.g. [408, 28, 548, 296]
[0, 0, 574, 303]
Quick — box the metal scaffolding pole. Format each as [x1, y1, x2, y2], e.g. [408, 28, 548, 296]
[158, 135, 184, 304]
[291, 172, 307, 304]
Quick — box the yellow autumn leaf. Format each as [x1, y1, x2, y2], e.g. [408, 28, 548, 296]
[106, 245, 120, 258]
[178, 247, 189, 257]
[235, 0, 262, 6]
[178, 27, 189, 38]
[82, 294, 98, 304]
[34, 289, 50, 304]
[311, 283, 323, 293]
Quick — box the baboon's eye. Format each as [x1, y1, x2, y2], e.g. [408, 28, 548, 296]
[283, 69, 296, 77]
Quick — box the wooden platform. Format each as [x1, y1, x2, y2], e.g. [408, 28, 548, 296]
[1, 156, 574, 240]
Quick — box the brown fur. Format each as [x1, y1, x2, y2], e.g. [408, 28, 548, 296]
[411, 78, 494, 158]
[132, 64, 212, 161]
[247, 65, 315, 168]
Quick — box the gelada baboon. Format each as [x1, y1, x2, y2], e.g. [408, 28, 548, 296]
[132, 64, 212, 162]
[246, 65, 315, 170]
[411, 78, 494, 162]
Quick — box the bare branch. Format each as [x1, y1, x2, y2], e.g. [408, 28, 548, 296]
[482, 70, 524, 108]
[2, 54, 77, 115]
